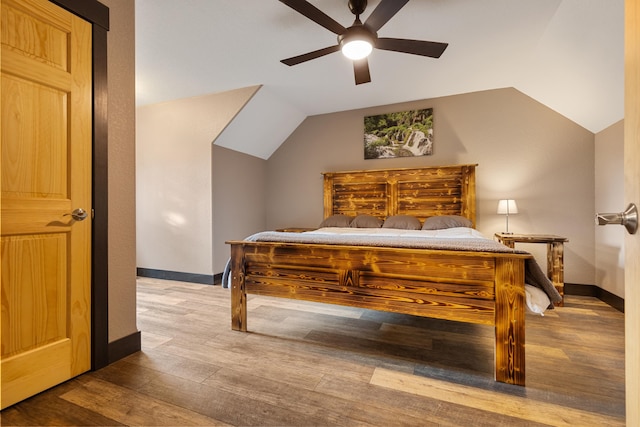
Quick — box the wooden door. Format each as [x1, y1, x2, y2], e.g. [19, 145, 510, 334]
[625, 0, 640, 423]
[0, 0, 92, 409]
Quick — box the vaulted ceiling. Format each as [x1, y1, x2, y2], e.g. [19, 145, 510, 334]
[135, 0, 623, 159]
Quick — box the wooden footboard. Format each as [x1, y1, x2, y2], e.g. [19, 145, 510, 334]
[229, 241, 529, 386]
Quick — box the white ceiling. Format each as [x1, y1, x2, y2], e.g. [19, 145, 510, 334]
[135, 0, 624, 159]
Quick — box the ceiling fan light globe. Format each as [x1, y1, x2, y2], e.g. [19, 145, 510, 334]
[341, 40, 373, 60]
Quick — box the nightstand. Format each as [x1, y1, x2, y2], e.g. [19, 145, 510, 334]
[495, 233, 568, 306]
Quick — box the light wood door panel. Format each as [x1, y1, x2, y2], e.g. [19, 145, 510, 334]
[625, 0, 640, 423]
[1, 0, 92, 409]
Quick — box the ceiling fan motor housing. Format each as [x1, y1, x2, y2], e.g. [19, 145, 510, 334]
[338, 23, 377, 50]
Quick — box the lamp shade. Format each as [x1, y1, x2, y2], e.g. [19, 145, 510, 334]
[497, 199, 518, 215]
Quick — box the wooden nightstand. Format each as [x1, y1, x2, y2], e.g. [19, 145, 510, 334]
[495, 233, 568, 306]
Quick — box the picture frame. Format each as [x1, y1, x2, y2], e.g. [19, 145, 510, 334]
[364, 108, 434, 159]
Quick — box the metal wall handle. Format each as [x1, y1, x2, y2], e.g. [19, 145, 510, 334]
[596, 203, 638, 234]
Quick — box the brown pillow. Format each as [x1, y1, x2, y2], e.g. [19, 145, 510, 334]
[382, 215, 422, 230]
[319, 214, 354, 227]
[350, 214, 383, 228]
[421, 215, 473, 230]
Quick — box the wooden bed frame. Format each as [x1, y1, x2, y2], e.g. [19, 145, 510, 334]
[228, 164, 530, 385]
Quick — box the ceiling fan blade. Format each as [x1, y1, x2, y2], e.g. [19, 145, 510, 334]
[353, 58, 371, 85]
[376, 38, 448, 58]
[364, 0, 409, 32]
[281, 45, 340, 66]
[279, 0, 346, 35]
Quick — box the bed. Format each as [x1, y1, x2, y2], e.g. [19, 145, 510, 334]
[226, 164, 560, 386]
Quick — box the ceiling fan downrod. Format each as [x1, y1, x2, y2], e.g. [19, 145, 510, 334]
[348, 0, 367, 17]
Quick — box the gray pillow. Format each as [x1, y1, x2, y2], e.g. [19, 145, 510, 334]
[319, 214, 354, 227]
[350, 214, 383, 228]
[382, 215, 422, 230]
[421, 215, 473, 230]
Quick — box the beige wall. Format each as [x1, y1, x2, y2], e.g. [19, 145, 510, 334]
[102, 0, 137, 342]
[137, 87, 623, 291]
[595, 120, 625, 297]
[136, 87, 259, 277]
[266, 88, 597, 285]
[212, 146, 267, 274]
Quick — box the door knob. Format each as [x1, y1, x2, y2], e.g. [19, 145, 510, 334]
[67, 208, 88, 221]
[596, 203, 638, 234]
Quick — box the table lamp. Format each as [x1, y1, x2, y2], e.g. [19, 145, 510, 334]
[497, 199, 518, 234]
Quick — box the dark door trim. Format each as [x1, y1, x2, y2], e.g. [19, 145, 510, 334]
[49, 0, 110, 370]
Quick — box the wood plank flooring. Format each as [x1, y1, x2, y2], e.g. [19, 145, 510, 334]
[1, 277, 625, 426]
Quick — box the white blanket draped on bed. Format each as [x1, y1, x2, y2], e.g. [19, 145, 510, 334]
[223, 227, 563, 313]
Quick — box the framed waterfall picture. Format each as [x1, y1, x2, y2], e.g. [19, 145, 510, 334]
[364, 108, 434, 159]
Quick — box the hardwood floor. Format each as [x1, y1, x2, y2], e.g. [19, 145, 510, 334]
[1, 277, 625, 426]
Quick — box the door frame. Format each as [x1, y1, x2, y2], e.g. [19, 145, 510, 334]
[49, 0, 110, 370]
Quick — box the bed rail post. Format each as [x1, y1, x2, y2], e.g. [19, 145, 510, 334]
[461, 164, 477, 228]
[323, 173, 334, 219]
[230, 243, 247, 332]
[494, 257, 526, 386]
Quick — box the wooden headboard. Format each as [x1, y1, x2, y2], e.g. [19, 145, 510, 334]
[322, 164, 477, 227]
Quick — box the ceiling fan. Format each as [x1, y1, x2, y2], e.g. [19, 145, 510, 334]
[279, 0, 448, 85]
